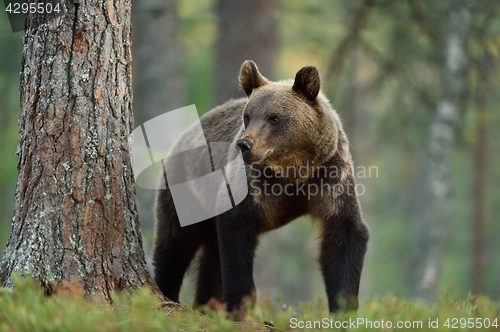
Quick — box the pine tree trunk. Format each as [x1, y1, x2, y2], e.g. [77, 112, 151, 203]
[0, 0, 158, 301]
[412, 0, 471, 300]
[215, 0, 277, 105]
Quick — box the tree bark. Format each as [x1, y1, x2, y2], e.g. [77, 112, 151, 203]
[412, 0, 471, 300]
[215, 0, 277, 105]
[0, 0, 158, 301]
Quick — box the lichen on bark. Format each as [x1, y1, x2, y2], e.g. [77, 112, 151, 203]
[0, 0, 160, 301]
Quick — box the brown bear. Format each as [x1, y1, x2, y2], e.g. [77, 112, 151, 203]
[153, 60, 369, 314]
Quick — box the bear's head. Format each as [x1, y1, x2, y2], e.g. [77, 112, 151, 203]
[236, 60, 340, 177]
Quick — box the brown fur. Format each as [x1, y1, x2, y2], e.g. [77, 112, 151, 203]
[153, 61, 369, 314]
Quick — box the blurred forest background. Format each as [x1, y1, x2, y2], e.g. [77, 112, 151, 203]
[1, 0, 499, 308]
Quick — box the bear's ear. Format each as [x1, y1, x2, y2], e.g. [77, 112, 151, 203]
[292, 66, 320, 101]
[239, 60, 268, 97]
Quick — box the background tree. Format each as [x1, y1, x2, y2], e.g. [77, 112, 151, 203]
[412, 0, 471, 299]
[471, 52, 488, 295]
[132, 0, 184, 270]
[215, 0, 278, 104]
[0, 0, 158, 301]
[470, 13, 495, 294]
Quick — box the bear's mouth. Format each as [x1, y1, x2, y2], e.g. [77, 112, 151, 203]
[243, 149, 273, 165]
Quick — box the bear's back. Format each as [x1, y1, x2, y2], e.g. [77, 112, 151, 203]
[200, 98, 246, 144]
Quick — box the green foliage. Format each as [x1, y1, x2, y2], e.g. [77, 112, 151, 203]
[1, 277, 499, 332]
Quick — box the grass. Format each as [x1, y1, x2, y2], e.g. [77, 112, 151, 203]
[0, 276, 499, 331]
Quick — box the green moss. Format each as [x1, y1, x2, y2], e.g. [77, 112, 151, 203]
[1, 276, 499, 331]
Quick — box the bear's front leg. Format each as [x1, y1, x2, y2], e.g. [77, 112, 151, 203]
[319, 195, 369, 313]
[216, 205, 260, 313]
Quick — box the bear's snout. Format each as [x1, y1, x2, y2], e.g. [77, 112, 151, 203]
[236, 139, 253, 156]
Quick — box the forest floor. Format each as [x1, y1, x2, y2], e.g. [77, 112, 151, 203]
[0, 276, 499, 331]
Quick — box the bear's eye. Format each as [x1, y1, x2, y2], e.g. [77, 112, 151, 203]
[269, 115, 279, 124]
[243, 114, 250, 127]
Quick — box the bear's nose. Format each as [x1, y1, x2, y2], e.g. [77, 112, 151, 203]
[236, 139, 253, 156]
